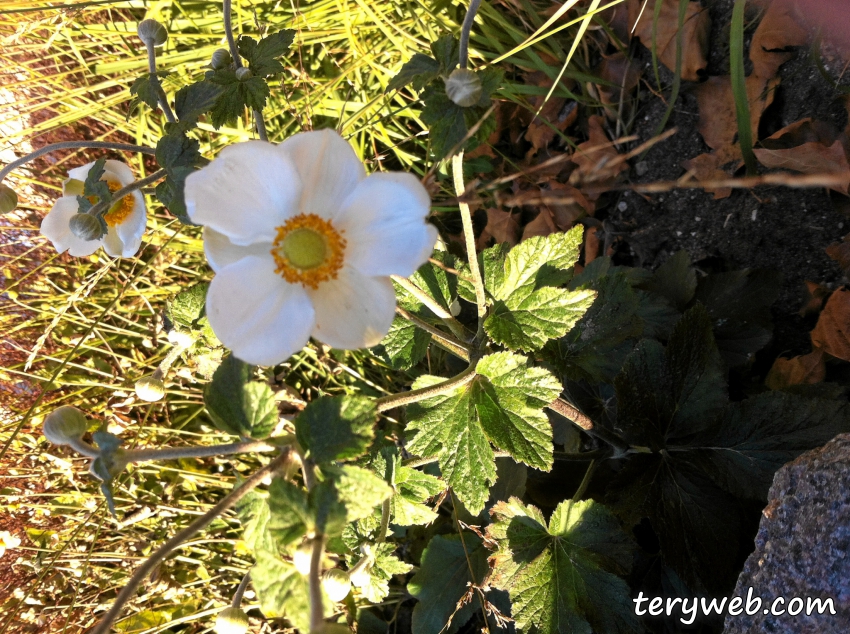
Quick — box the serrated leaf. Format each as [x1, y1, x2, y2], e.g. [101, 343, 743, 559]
[407, 351, 561, 513]
[645, 250, 697, 311]
[421, 85, 467, 160]
[388, 52, 440, 92]
[82, 157, 112, 206]
[234, 488, 276, 555]
[166, 282, 208, 329]
[204, 354, 278, 438]
[295, 395, 376, 463]
[379, 316, 431, 370]
[206, 68, 271, 127]
[267, 478, 311, 550]
[173, 80, 223, 128]
[373, 448, 443, 526]
[408, 534, 489, 634]
[430, 34, 459, 75]
[360, 542, 414, 604]
[128, 72, 167, 114]
[488, 498, 639, 634]
[238, 29, 294, 77]
[313, 465, 393, 537]
[155, 132, 202, 223]
[251, 551, 312, 631]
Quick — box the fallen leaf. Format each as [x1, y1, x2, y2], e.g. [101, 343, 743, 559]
[521, 208, 557, 240]
[594, 51, 641, 106]
[750, 0, 811, 79]
[827, 239, 850, 278]
[521, 72, 578, 156]
[629, 0, 711, 81]
[681, 152, 735, 199]
[693, 75, 779, 152]
[584, 225, 600, 264]
[811, 288, 850, 361]
[569, 115, 628, 198]
[800, 280, 831, 317]
[765, 348, 826, 389]
[479, 208, 521, 248]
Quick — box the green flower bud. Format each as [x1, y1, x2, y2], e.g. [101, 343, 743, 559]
[137, 19, 168, 47]
[69, 213, 104, 241]
[43, 406, 89, 445]
[322, 568, 352, 602]
[293, 541, 313, 576]
[211, 49, 232, 70]
[135, 375, 165, 402]
[215, 607, 249, 634]
[63, 178, 85, 197]
[0, 183, 18, 214]
[235, 67, 253, 81]
[445, 68, 483, 108]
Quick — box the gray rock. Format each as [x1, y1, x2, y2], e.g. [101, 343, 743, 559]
[724, 433, 850, 633]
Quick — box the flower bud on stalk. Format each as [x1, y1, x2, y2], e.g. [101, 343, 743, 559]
[445, 68, 483, 107]
[135, 372, 166, 402]
[43, 406, 89, 445]
[137, 19, 168, 47]
[69, 213, 104, 241]
[322, 568, 352, 602]
[235, 67, 253, 81]
[211, 49, 232, 70]
[0, 184, 18, 214]
[214, 607, 249, 634]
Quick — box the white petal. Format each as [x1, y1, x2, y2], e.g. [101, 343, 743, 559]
[66, 161, 95, 183]
[185, 141, 302, 246]
[335, 172, 437, 277]
[307, 267, 395, 350]
[104, 160, 135, 186]
[277, 129, 365, 220]
[40, 197, 101, 257]
[101, 226, 124, 257]
[203, 226, 273, 273]
[114, 191, 148, 257]
[206, 255, 315, 365]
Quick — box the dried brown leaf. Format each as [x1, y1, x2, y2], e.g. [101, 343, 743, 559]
[765, 349, 826, 389]
[629, 0, 711, 81]
[750, 0, 811, 79]
[681, 152, 735, 199]
[811, 288, 850, 361]
[693, 75, 779, 152]
[800, 280, 831, 317]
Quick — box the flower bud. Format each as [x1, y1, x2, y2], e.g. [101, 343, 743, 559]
[135, 375, 166, 402]
[137, 19, 168, 47]
[0, 183, 18, 214]
[235, 67, 253, 81]
[349, 563, 372, 589]
[293, 542, 313, 575]
[43, 406, 89, 445]
[211, 49, 232, 70]
[322, 568, 352, 602]
[69, 214, 104, 241]
[215, 607, 249, 634]
[445, 68, 483, 108]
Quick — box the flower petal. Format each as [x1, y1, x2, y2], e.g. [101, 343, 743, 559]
[65, 160, 135, 190]
[307, 267, 395, 349]
[185, 141, 302, 246]
[277, 129, 365, 220]
[101, 226, 125, 257]
[40, 197, 101, 257]
[335, 172, 437, 277]
[206, 255, 315, 365]
[114, 191, 147, 257]
[203, 226, 273, 273]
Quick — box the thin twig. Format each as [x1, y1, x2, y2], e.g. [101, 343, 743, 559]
[375, 365, 477, 412]
[547, 398, 630, 457]
[89, 450, 291, 634]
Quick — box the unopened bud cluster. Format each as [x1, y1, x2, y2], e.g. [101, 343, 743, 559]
[211, 49, 232, 70]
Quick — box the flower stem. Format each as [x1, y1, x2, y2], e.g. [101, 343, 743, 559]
[231, 571, 251, 609]
[395, 306, 470, 362]
[89, 449, 292, 634]
[68, 436, 101, 459]
[85, 169, 167, 220]
[451, 152, 487, 326]
[547, 397, 630, 457]
[458, 0, 483, 70]
[118, 439, 278, 467]
[390, 275, 471, 342]
[297, 456, 326, 633]
[0, 141, 156, 185]
[375, 364, 477, 413]
[222, 0, 268, 141]
[144, 41, 176, 123]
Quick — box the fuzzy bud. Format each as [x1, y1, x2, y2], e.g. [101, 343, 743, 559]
[293, 542, 313, 575]
[235, 67, 253, 81]
[0, 183, 18, 214]
[445, 68, 483, 108]
[137, 19, 168, 47]
[214, 607, 249, 634]
[211, 49, 232, 70]
[322, 568, 352, 602]
[69, 213, 104, 241]
[43, 406, 89, 445]
[135, 375, 166, 402]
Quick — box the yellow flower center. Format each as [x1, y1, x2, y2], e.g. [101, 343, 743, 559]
[65, 177, 136, 227]
[271, 213, 346, 289]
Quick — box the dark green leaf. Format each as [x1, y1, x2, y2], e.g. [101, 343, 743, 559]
[173, 80, 224, 127]
[204, 354, 278, 438]
[312, 465, 392, 537]
[421, 85, 466, 160]
[387, 53, 441, 92]
[155, 132, 202, 223]
[379, 316, 431, 370]
[82, 157, 112, 207]
[129, 72, 167, 114]
[238, 29, 295, 77]
[430, 34, 459, 75]
[295, 395, 377, 463]
[645, 250, 696, 311]
[206, 68, 271, 127]
[267, 477, 311, 550]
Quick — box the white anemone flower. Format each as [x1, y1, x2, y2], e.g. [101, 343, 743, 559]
[40, 159, 147, 257]
[184, 129, 438, 366]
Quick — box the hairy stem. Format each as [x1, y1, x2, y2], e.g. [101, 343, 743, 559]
[145, 42, 176, 123]
[231, 571, 251, 609]
[222, 0, 268, 141]
[375, 364, 477, 412]
[395, 306, 470, 361]
[119, 439, 278, 467]
[390, 275, 470, 341]
[458, 0, 483, 69]
[298, 457, 325, 633]
[89, 450, 291, 634]
[547, 398, 630, 457]
[451, 152, 487, 329]
[85, 169, 167, 220]
[68, 436, 101, 459]
[0, 142, 156, 185]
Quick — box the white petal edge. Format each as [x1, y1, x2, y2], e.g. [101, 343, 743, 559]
[335, 172, 437, 277]
[65, 160, 135, 191]
[203, 226, 274, 273]
[307, 267, 395, 350]
[277, 129, 365, 221]
[114, 190, 148, 257]
[206, 254, 315, 365]
[185, 141, 302, 246]
[40, 197, 101, 257]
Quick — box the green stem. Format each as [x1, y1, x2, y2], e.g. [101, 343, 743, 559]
[68, 436, 100, 459]
[731, 0, 757, 174]
[375, 365, 477, 413]
[395, 306, 470, 361]
[458, 0, 483, 69]
[119, 439, 278, 467]
[89, 450, 292, 634]
[85, 169, 167, 220]
[145, 41, 176, 123]
[222, 0, 268, 141]
[231, 571, 251, 609]
[571, 459, 597, 503]
[451, 152, 487, 331]
[390, 275, 471, 342]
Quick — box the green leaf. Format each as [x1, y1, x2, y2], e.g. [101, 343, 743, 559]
[205, 68, 271, 127]
[204, 354, 278, 438]
[421, 85, 466, 160]
[295, 395, 377, 463]
[165, 282, 208, 329]
[251, 550, 312, 631]
[114, 610, 172, 632]
[82, 157, 112, 208]
[488, 498, 639, 634]
[238, 29, 295, 77]
[373, 448, 443, 526]
[359, 542, 414, 604]
[407, 352, 562, 513]
[128, 72, 168, 114]
[173, 80, 224, 128]
[387, 52, 440, 92]
[313, 465, 393, 537]
[379, 316, 431, 370]
[430, 34, 459, 75]
[408, 534, 489, 634]
[234, 488, 276, 555]
[644, 250, 697, 311]
[155, 132, 202, 224]
[267, 478, 311, 550]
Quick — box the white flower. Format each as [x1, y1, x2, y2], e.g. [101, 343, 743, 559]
[0, 531, 21, 559]
[184, 129, 438, 366]
[40, 159, 147, 257]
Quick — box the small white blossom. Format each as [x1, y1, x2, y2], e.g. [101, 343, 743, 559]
[40, 159, 147, 257]
[184, 129, 438, 365]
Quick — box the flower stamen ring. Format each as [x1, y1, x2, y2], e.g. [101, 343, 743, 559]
[272, 213, 346, 289]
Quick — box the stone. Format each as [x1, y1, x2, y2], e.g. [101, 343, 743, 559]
[724, 433, 850, 633]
